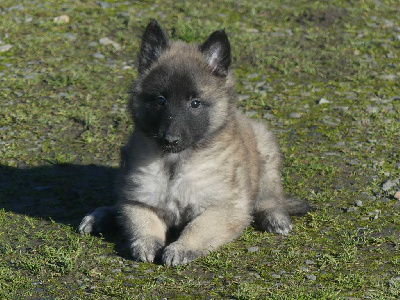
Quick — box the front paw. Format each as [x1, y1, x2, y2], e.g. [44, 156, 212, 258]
[162, 242, 203, 267]
[130, 238, 164, 263]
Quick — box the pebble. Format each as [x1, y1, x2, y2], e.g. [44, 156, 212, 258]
[0, 44, 12, 52]
[289, 112, 302, 118]
[245, 110, 258, 118]
[318, 98, 331, 104]
[271, 274, 281, 279]
[247, 246, 259, 253]
[64, 33, 77, 41]
[381, 179, 399, 191]
[366, 106, 379, 114]
[99, 37, 121, 50]
[53, 15, 70, 24]
[394, 191, 400, 200]
[378, 74, 397, 80]
[368, 210, 380, 219]
[305, 274, 317, 281]
[387, 277, 400, 287]
[248, 271, 261, 279]
[346, 207, 358, 212]
[321, 115, 340, 126]
[305, 260, 315, 265]
[92, 52, 105, 59]
[354, 200, 363, 207]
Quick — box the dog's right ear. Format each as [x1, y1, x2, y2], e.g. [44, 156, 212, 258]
[138, 20, 169, 75]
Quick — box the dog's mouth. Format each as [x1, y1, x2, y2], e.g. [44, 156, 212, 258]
[161, 144, 185, 154]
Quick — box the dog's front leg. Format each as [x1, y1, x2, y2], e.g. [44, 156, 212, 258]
[162, 207, 251, 266]
[119, 204, 167, 263]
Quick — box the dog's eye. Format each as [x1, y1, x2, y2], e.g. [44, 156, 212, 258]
[190, 99, 201, 108]
[155, 96, 166, 107]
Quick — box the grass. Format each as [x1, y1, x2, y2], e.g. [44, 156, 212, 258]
[1, 0, 399, 298]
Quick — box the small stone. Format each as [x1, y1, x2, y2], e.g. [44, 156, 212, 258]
[289, 112, 302, 118]
[394, 191, 400, 200]
[88, 42, 98, 47]
[378, 74, 397, 80]
[305, 274, 316, 281]
[318, 98, 330, 104]
[245, 110, 258, 118]
[64, 33, 77, 41]
[247, 246, 259, 253]
[99, 37, 121, 50]
[53, 15, 70, 24]
[0, 44, 12, 52]
[354, 200, 363, 207]
[387, 277, 400, 287]
[368, 210, 380, 219]
[271, 274, 281, 279]
[92, 52, 105, 59]
[366, 106, 379, 114]
[305, 260, 315, 265]
[346, 207, 358, 212]
[263, 113, 275, 120]
[249, 271, 261, 279]
[381, 179, 399, 191]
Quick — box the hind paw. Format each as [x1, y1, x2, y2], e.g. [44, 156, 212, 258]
[259, 209, 292, 235]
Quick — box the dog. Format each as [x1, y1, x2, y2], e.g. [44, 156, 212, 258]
[79, 20, 310, 266]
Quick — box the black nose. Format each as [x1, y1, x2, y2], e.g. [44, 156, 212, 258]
[164, 134, 180, 146]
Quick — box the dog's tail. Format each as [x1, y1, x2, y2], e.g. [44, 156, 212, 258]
[283, 198, 311, 216]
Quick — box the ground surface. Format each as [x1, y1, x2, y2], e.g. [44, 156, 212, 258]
[0, 0, 399, 299]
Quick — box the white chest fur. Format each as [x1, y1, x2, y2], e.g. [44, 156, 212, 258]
[128, 152, 209, 226]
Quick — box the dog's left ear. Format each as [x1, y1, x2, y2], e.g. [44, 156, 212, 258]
[199, 30, 231, 77]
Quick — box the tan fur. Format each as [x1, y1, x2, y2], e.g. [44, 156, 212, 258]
[79, 22, 309, 266]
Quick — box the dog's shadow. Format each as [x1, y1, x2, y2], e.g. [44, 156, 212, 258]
[0, 163, 130, 256]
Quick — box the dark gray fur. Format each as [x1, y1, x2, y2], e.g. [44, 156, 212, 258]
[79, 20, 310, 266]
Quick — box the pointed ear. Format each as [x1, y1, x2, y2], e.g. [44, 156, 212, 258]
[199, 30, 231, 77]
[138, 20, 169, 74]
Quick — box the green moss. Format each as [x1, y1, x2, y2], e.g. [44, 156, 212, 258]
[0, 0, 399, 298]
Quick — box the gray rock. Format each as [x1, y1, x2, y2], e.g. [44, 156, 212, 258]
[0, 44, 12, 52]
[305, 274, 316, 281]
[249, 271, 261, 279]
[366, 106, 379, 114]
[99, 37, 121, 50]
[305, 260, 315, 265]
[271, 274, 281, 279]
[289, 112, 302, 119]
[354, 200, 363, 207]
[381, 179, 399, 191]
[318, 98, 330, 104]
[346, 207, 358, 212]
[92, 52, 105, 59]
[387, 277, 400, 287]
[379, 74, 397, 80]
[64, 33, 77, 41]
[245, 110, 258, 118]
[248, 246, 259, 253]
[321, 115, 340, 126]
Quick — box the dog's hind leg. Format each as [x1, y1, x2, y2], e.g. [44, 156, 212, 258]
[78, 206, 118, 234]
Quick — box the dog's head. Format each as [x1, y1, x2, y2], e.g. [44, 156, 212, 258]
[130, 20, 235, 153]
